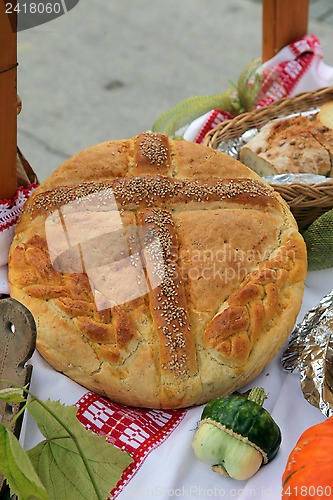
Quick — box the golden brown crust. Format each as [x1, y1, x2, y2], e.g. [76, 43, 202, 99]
[8, 132, 307, 409]
[204, 231, 306, 367]
[18, 176, 279, 228]
[318, 101, 333, 131]
[27, 132, 262, 193]
[134, 133, 171, 176]
[138, 207, 199, 407]
[239, 114, 333, 177]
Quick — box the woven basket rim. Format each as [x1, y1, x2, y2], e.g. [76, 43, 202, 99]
[203, 87, 333, 228]
[203, 86, 333, 191]
[204, 86, 333, 150]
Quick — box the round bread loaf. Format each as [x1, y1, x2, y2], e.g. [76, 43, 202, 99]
[8, 132, 307, 409]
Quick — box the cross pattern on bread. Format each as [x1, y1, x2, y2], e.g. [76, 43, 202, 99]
[8, 133, 307, 408]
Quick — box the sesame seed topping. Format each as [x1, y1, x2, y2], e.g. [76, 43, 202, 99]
[142, 207, 191, 377]
[24, 173, 277, 382]
[27, 176, 276, 219]
[139, 132, 168, 166]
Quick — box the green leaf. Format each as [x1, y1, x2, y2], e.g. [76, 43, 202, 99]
[303, 209, 333, 271]
[152, 88, 240, 138]
[0, 386, 26, 404]
[27, 399, 132, 500]
[0, 423, 48, 500]
[237, 57, 263, 111]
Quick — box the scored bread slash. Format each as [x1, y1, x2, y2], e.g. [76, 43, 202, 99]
[8, 132, 307, 409]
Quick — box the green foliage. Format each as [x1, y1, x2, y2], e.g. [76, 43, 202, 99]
[0, 425, 48, 499]
[0, 386, 26, 404]
[0, 386, 133, 500]
[152, 58, 263, 139]
[152, 88, 241, 139]
[237, 57, 263, 111]
[28, 399, 132, 499]
[303, 209, 333, 271]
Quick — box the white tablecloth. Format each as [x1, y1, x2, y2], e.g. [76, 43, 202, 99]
[22, 267, 333, 500]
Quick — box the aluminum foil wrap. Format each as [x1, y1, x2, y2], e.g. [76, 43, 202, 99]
[281, 291, 333, 417]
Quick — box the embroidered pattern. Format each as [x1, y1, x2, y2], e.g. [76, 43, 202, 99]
[258, 34, 321, 107]
[194, 109, 233, 144]
[0, 184, 38, 232]
[76, 392, 187, 499]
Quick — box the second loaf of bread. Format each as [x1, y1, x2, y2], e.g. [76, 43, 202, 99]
[239, 112, 333, 178]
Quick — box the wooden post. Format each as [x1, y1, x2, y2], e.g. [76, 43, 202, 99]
[262, 0, 309, 62]
[0, 0, 17, 200]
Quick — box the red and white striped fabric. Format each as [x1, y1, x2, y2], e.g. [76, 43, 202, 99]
[0, 184, 37, 295]
[184, 34, 333, 144]
[76, 393, 187, 499]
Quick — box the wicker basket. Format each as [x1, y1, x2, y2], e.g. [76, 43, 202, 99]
[204, 87, 333, 229]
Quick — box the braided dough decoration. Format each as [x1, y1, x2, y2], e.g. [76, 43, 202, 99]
[8, 133, 307, 409]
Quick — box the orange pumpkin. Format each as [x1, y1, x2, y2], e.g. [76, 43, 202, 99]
[282, 416, 333, 499]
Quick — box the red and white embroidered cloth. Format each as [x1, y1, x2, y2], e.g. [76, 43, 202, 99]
[76, 393, 187, 499]
[184, 34, 333, 143]
[0, 184, 37, 294]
